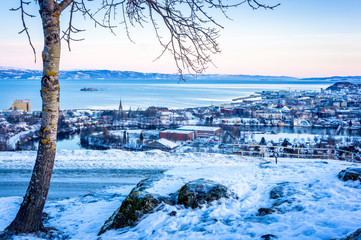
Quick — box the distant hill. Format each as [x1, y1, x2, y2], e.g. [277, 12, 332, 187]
[0, 68, 41, 80]
[0, 68, 299, 81]
[0, 68, 176, 81]
[1, 67, 360, 83]
[301, 76, 361, 83]
[326, 81, 361, 91]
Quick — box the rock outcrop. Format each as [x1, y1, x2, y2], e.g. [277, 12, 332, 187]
[257, 208, 275, 216]
[177, 178, 234, 209]
[98, 177, 164, 235]
[261, 234, 278, 240]
[341, 228, 361, 240]
[269, 182, 297, 200]
[257, 182, 304, 216]
[99, 178, 235, 235]
[338, 168, 361, 182]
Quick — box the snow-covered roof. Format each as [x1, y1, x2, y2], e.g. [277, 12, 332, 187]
[79, 110, 94, 115]
[161, 130, 195, 134]
[156, 138, 179, 149]
[178, 126, 221, 131]
[160, 112, 172, 116]
[125, 130, 143, 134]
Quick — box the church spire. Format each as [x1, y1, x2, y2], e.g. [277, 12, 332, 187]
[118, 98, 123, 112]
[118, 98, 123, 120]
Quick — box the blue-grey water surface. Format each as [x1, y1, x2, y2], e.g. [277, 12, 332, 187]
[0, 78, 329, 110]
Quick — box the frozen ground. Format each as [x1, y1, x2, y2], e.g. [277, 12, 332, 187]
[0, 150, 360, 239]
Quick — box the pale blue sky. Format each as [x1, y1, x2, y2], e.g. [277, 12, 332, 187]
[0, 0, 360, 77]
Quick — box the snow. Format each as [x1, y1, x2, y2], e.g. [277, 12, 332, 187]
[7, 124, 40, 149]
[110, 130, 143, 137]
[178, 126, 221, 131]
[0, 197, 22, 231]
[0, 150, 360, 239]
[0, 150, 251, 169]
[250, 132, 361, 145]
[156, 138, 179, 149]
[252, 132, 317, 143]
[160, 129, 195, 134]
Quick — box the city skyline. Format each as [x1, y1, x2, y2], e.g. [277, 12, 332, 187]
[0, 0, 360, 78]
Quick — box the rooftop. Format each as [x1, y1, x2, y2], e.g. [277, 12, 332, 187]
[178, 126, 221, 131]
[160, 130, 195, 134]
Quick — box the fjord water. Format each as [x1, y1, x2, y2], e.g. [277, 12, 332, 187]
[0, 78, 329, 110]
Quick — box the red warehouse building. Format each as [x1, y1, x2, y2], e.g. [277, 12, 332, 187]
[177, 126, 222, 137]
[159, 130, 195, 141]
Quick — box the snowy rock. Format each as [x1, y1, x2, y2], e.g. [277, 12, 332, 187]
[269, 182, 297, 200]
[261, 234, 278, 240]
[338, 168, 361, 182]
[98, 177, 165, 235]
[168, 211, 177, 216]
[99, 177, 236, 235]
[259, 161, 273, 169]
[272, 198, 295, 207]
[177, 178, 235, 209]
[257, 208, 276, 216]
[257, 182, 304, 216]
[341, 228, 361, 240]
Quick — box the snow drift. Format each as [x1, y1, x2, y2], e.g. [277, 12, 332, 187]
[0, 150, 360, 239]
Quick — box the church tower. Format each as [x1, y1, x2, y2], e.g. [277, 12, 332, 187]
[118, 98, 123, 119]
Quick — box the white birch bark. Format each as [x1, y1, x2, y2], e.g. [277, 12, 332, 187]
[7, 0, 62, 233]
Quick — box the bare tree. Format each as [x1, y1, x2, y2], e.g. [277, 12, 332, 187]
[3, 0, 278, 235]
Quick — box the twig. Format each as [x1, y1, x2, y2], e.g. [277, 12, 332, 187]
[11, 0, 37, 63]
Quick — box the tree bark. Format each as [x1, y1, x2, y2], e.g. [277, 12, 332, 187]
[6, 1, 61, 233]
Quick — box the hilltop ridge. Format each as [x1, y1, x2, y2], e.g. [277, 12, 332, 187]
[1, 67, 360, 82]
[326, 81, 361, 91]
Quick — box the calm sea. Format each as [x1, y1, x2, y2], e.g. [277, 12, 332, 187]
[0, 78, 330, 110]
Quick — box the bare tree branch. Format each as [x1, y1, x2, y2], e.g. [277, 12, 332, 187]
[11, 0, 37, 63]
[75, 0, 119, 33]
[59, 0, 74, 13]
[120, 0, 279, 77]
[247, 0, 280, 10]
[19, 0, 280, 76]
[61, 1, 85, 51]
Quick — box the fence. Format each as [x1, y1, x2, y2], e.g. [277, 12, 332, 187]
[227, 144, 361, 162]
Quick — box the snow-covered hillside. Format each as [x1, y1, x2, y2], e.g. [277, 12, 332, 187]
[0, 150, 360, 239]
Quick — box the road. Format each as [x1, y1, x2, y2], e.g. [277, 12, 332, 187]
[0, 168, 162, 200]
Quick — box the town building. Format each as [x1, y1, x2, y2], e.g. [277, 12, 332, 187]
[143, 138, 178, 152]
[159, 129, 195, 141]
[11, 100, 31, 112]
[253, 110, 283, 120]
[177, 126, 222, 137]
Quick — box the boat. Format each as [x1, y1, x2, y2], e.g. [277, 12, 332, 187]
[80, 87, 100, 91]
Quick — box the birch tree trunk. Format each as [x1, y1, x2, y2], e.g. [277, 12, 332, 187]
[7, 1, 61, 233]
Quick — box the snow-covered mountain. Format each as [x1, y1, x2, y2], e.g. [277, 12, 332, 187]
[1, 67, 360, 82]
[0, 68, 175, 80]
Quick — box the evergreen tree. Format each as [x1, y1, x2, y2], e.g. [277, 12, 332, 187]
[122, 131, 127, 145]
[15, 141, 21, 151]
[139, 133, 144, 144]
[205, 117, 210, 125]
[259, 137, 266, 145]
[282, 138, 291, 147]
